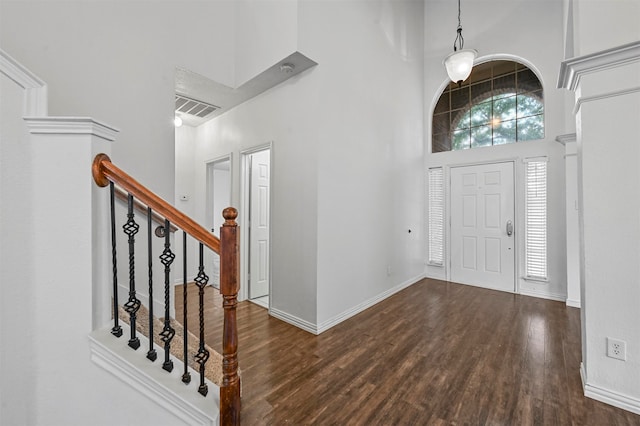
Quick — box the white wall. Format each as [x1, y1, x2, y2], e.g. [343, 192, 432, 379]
[175, 126, 198, 219]
[191, 72, 320, 327]
[0, 64, 39, 426]
[578, 62, 640, 408]
[300, 0, 425, 328]
[235, 0, 299, 86]
[180, 0, 425, 332]
[0, 0, 242, 331]
[1, 53, 193, 424]
[424, 0, 570, 301]
[571, 0, 640, 57]
[561, 0, 640, 412]
[0, 0, 236, 202]
[174, 125, 199, 284]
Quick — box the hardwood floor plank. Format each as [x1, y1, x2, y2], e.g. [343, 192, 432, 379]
[176, 278, 640, 425]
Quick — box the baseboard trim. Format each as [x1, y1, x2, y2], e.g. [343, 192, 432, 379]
[269, 274, 426, 335]
[317, 273, 426, 334]
[566, 298, 581, 308]
[89, 326, 218, 425]
[269, 308, 318, 335]
[581, 363, 640, 415]
[519, 288, 566, 303]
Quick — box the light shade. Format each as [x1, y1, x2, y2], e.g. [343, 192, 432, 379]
[174, 116, 183, 127]
[443, 49, 477, 84]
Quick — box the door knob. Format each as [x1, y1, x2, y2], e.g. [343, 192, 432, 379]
[506, 220, 514, 236]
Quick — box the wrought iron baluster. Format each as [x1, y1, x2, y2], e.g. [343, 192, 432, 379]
[146, 207, 157, 362]
[122, 194, 141, 350]
[194, 243, 210, 396]
[159, 219, 175, 372]
[109, 182, 123, 338]
[182, 232, 191, 384]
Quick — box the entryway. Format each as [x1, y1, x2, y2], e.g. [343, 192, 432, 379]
[450, 162, 515, 293]
[205, 155, 231, 289]
[241, 146, 271, 308]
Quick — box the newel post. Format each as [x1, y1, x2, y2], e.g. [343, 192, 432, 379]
[220, 207, 241, 425]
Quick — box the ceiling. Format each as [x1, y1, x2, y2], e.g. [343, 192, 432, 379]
[175, 51, 318, 127]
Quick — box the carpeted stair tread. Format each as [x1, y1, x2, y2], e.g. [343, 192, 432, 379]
[118, 304, 223, 387]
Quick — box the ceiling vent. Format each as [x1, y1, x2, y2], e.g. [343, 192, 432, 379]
[175, 94, 220, 118]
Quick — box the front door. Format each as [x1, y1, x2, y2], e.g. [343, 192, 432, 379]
[450, 162, 515, 292]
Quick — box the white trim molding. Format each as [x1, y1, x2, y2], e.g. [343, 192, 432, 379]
[566, 298, 581, 308]
[25, 117, 120, 141]
[519, 288, 566, 303]
[316, 274, 426, 334]
[581, 363, 640, 415]
[270, 274, 426, 335]
[573, 86, 640, 114]
[0, 49, 48, 116]
[558, 41, 640, 91]
[555, 133, 577, 145]
[269, 308, 318, 335]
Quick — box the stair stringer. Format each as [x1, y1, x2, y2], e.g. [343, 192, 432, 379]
[89, 326, 219, 426]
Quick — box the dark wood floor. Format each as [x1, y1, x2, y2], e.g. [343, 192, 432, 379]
[176, 278, 640, 425]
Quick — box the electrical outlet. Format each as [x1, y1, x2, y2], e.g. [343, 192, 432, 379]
[387, 265, 392, 276]
[607, 337, 627, 361]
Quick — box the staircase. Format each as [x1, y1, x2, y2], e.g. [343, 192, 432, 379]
[92, 154, 241, 425]
[0, 49, 240, 425]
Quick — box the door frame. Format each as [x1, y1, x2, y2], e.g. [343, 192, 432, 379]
[239, 142, 273, 305]
[205, 154, 233, 289]
[445, 159, 519, 293]
[205, 154, 233, 235]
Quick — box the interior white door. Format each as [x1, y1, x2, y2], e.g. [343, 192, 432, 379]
[249, 150, 270, 299]
[450, 162, 515, 292]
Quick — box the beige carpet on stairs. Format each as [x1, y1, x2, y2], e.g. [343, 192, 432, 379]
[118, 304, 224, 387]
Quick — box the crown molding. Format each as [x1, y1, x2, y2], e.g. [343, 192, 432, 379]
[0, 49, 48, 116]
[558, 41, 640, 91]
[24, 117, 120, 142]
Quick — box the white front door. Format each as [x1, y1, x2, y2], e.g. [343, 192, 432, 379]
[249, 149, 270, 299]
[450, 162, 515, 292]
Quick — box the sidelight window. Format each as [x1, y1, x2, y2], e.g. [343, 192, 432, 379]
[525, 158, 548, 280]
[428, 167, 444, 265]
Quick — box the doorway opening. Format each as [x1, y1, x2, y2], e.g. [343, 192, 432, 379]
[241, 145, 271, 309]
[205, 155, 232, 289]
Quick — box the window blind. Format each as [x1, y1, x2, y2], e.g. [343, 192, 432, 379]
[428, 168, 444, 265]
[525, 159, 547, 279]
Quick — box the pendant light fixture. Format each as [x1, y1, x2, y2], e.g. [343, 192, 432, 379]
[443, 0, 477, 85]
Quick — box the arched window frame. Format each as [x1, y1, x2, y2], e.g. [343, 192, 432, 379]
[431, 57, 545, 153]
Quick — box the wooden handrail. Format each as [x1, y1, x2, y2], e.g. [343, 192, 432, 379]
[114, 186, 178, 233]
[93, 153, 220, 253]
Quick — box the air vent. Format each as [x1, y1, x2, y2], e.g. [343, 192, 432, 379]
[175, 95, 220, 118]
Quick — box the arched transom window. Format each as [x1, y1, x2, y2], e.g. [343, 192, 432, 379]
[432, 60, 544, 153]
